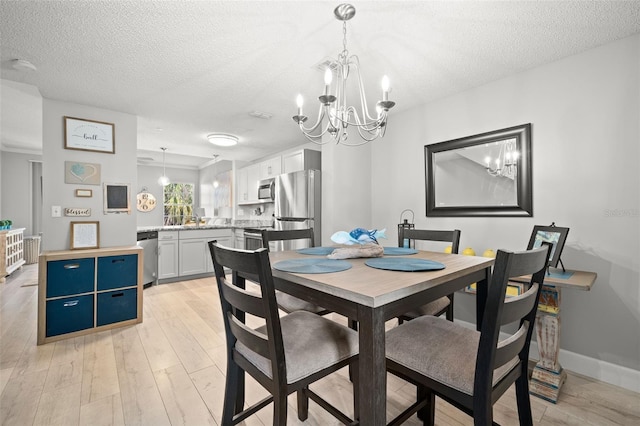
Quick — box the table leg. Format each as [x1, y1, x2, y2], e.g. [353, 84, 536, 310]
[357, 305, 386, 425]
[530, 285, 567, 403]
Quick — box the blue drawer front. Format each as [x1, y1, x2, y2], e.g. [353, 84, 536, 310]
[96, 288, 137, 326]
[46, 294, 94, 337]
[97, 254, 138, 291]
[47, 258, 95, 298]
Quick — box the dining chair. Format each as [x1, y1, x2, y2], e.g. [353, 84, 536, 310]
[208, 241, 359, 425]
[397, 228, 461, 323]
[261, 228, 331, 315]
[385, 244, 550, 426]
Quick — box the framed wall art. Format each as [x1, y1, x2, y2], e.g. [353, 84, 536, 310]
[65, 161, 101, 185]
[527, 224, 570, 269]
[70, 221, 100, 250]
[64, 116, 115, 154]
[104, 183, 131, 214]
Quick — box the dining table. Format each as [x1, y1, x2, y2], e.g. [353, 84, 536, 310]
[268, 248, 495, 425]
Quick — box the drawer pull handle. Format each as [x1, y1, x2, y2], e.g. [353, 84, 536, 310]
[111, 258, 125, 264]
[63, 300, 79, 307]
[63, 264, 80, 269]
[111, 292, 124, 298]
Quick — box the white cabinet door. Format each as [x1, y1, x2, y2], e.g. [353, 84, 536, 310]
[236, 167, 248, 202]
[246, 164, 260, 202]
[207, 235, 234, 272]
[282, 151, 304, 173]
[158, 240, 179, 279]
[179, 239, 208, 276]
[260, 157, 281, 179]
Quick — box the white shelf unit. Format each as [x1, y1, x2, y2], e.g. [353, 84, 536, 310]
[1, 228, 26, 282]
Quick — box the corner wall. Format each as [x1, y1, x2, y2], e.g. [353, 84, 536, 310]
[42, 100, 138, 250]
[371, 35, 640, 385]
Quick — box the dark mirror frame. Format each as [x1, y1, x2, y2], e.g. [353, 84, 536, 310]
[425, 123, 533, 217]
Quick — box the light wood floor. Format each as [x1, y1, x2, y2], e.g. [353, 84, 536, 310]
[1, 264, 639, 425]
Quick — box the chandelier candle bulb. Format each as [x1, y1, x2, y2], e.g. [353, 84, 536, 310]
[324, 69, 332, 95]
[382, 75, 390, 101]
[296, 94, 304, 116]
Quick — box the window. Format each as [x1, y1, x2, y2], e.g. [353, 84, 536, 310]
[163, 183, 194, 225]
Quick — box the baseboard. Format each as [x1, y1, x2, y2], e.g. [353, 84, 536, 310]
[455, 319, 640, 394]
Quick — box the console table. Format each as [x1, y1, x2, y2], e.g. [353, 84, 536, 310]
[0, 228, 26, 283]
[511, 267, 597, 403]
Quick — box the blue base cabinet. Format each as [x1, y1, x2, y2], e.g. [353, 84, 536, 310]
[38, 246, 143, 345]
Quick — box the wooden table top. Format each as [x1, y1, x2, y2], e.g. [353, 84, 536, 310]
[269, 250, 494, 308]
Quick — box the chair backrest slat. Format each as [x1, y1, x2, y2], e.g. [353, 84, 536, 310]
[500, 283, 539, 326]
[261, 228, 314, 251]
[399, 228, 461, 253]
[219, 277, 266, 318]
[228, 313, 271, 358]
[494, 323, 529, 368]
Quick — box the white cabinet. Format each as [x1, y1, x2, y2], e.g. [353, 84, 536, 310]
[247, 164, 260, 202]
[282, 149, 321, 173]
[178, 228, 233, 276]
[1, 228, 25, 282]
[237, 164, 261, 205]
[234, 229, 245, 250]
[260, 157, 281, 179]
[158, 231, 179, 280]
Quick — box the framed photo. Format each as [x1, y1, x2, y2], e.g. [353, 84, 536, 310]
[103, 183, 131, 214]
[64, 116, 115, 154]
[527, 225, 570, 268]
[65, 161, 101, 185]
[70, 221, 100, 250]
[75, 189, 93, 197]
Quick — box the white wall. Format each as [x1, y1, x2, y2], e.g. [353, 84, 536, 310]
[42, 99, 138, 250]
[0, 152, 42, 236]
[370, 35, 640, 380]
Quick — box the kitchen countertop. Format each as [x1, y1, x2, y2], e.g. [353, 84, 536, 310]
[137, 219, 273, 233]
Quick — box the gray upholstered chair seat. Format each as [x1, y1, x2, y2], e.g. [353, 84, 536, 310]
[399, 296, 450, 319]
[237, 310, 358, 384]
[386, 315, 518, 395]
[275, 291, 327, 314]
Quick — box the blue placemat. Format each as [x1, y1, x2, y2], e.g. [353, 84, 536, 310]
[296, 247, 335, 256]
[547, 270, 574, 279]
[383, 247, 419, 256]
[273, 258, 352, 274]
[365, 257, 445, 272]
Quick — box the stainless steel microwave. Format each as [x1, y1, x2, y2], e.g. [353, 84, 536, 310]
[258, 178, 275, 201]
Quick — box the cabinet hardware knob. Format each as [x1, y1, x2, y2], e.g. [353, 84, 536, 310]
[63, 300, 79, 307]
[63, 264, 80, 269]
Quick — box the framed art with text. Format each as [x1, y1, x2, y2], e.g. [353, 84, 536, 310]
[64, 116, 115, 154]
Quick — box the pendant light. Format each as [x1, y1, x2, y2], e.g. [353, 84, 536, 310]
[212, 154, 220, 188]
[158, 147, 170, 186]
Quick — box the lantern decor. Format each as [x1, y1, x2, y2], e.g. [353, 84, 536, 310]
[398, 209, 415, 248]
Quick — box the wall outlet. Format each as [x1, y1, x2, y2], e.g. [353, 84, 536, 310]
[237, 209, 244, 216]
[51, 205, 62, 217]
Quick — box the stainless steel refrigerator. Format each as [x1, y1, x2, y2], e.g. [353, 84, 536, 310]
[273, 170, 321, 251]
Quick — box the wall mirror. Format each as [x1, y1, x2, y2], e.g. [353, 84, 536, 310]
[425, 123, 532, 217]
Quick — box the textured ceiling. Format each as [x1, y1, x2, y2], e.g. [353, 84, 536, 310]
[1, 1, 639, 168]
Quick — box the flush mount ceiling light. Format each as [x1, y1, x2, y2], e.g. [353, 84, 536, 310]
[12, 59, 37, 72]
[293, 3, 396, 146]
[207, 133, 238, 147]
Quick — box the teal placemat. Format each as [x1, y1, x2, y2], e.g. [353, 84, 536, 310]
[273, 258, 352, 274]
[383, 247, 418, 256]
[547, 270, 574, 279]
[365, 257, 445, 272]
[296, 247, 335, 256]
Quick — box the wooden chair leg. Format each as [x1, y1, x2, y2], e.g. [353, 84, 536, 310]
[351, 360, 360, 421]
[417, 385, 435, 424]
[445, 295, 454, 322]
[515, 370, 534, 426]
[273, 392, 288, 425]
[223, 360, 243, 425]
[297, 388, 309, 421]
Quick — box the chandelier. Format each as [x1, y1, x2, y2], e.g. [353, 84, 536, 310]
[484, 139, 518, 179]
[292, 3, 396, 146]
